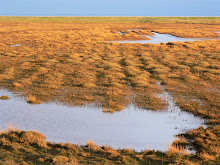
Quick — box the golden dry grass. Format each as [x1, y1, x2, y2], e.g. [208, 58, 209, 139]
[0, 95, 10, 100]
[26, 95, 42, 104]
[0, 18, 219, 164]
[0, 127, 185, 164]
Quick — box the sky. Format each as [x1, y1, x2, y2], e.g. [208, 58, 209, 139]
[0, 0, 219, 16]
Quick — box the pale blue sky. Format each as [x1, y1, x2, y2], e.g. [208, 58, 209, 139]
[0, 0, 219, 16]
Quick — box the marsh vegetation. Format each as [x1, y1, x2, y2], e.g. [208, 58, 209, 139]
[0, 17, 219, 164]
[0, 95, 10, 100]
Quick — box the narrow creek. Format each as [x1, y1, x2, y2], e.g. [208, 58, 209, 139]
[0, 82, 206, 152]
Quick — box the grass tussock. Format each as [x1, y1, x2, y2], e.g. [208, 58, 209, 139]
[12, 81, 23, 88]
[26, 95, 42, 104]
[182, 126, 220, 162]
[167, 144, 190, 156]
[0, 95, 10, 100]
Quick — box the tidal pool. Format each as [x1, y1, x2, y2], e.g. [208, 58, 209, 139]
[114, 31, 217, 44]
[0, 86, 206, 152]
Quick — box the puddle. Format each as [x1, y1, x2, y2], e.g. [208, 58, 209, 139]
[113, 32, 219, 44]
[118, 31, 124, 35]
[214, 31, 220, 33]
[11, 44, 22, 47]
[11, 44, 30, 47]
[0, 86, 206, 152]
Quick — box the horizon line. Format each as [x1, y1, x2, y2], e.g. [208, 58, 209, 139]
[0, 15, 220, 17]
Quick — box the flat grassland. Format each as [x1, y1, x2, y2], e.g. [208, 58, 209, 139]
[0, 17, 219, 164]
[0, 16, 219, 24]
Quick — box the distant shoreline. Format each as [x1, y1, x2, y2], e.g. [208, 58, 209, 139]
[0, 16, 219, 24]
[0, 15, 220, 17]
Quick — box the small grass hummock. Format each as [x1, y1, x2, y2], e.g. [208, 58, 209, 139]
[0, 95, 10, 100]
[26, 95, 42, 104]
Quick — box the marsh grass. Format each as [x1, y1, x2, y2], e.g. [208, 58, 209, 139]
[26, 95, 42, 104]
[12, 81, 23, 88]
[167, 144, 190, 156]
[172, 136, 188, 146]
[0, 95, 10, 100]
[0, 128, 192, 164]
[0, 16, 219, 24]
[0, 19, 219, 163]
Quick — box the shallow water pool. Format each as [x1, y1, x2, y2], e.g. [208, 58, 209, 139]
[113, 32, 218, 44]
[0, 85, 206, 152]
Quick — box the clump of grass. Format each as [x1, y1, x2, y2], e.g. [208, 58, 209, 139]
[37, 157, 46, 163]
[167, 144, 190, 156]
[0, 95, 10, 100]
[86, 140, 101, 151]
[172, 136, 188, 146]
[199, 152, 216, 161]
[83, 83, 97, 88]
[20, 131, 48, 148]
[37, 67, 48, 74]
[12, 81, 23, 88]
[26, 95, 42, 104]
[209, 69, 220, 75]
[52, 156, 69, 164]
[111, 82, 124, 88]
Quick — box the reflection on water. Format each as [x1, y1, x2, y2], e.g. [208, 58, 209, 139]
[113, 31, 219, 44]
[0, 86, 206, 152]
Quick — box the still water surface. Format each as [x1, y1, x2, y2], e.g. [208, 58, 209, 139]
[114, 32, 218, 44]
[0, 85, 206, 152]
